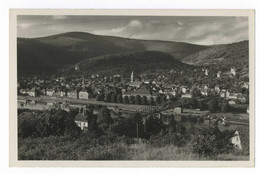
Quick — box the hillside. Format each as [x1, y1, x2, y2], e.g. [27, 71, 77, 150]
[17, 32, 208, 75]
[182, 40, 249, 70]
[103, 35, 209, 59]
[72, 51, 190, 75]
[17, 33, 131, 74]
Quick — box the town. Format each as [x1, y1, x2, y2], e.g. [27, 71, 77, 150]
[18, 64, 249, 151]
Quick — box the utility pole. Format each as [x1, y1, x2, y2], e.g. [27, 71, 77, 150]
[136, 122, 139, 140]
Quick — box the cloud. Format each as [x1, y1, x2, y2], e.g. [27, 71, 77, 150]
[93, 19, 143, 37]
[177, 21, 184, 26]
[128, 20, 143, 28]
[52, 16, 68, 20]
[18, 23, 32, 29]
[17, 16, 248, 45]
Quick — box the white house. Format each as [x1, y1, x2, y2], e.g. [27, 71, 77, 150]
[60, 90, 66, 97]
[231, 131, 242, 149]
[27, 88, 36, 97]
[46, 88, 55, 96]
[214, 85, 220, 93]
[242, 82, 249, 89]
[217, 71, 221, 78]
[74, 113, 88, 130]
[181, 86, 188, 94]
[181, 93, 192, 98]
[205, 69, 209, 76]
[228, 100, 236, 105]
[79, 89, 89, 100]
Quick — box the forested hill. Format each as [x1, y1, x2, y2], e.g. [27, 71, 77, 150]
[182, 40, 249, 70]
[71, 51, 190, 75]
[17, 33, 131, 74]
[17, 32, 208, 75]
[102, 35, 209, 59]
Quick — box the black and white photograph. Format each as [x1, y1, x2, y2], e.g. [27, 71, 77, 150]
[9, 9, 254, 167]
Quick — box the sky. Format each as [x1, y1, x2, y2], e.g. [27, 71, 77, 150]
[17, 15, 248, 45]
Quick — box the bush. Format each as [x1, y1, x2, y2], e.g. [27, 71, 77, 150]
[186, 126, 234, 156]
[18, 108, 81, 138]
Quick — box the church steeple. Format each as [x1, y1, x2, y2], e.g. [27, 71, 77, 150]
[131, 71, 134, 82]
[82, 76, 85, 85]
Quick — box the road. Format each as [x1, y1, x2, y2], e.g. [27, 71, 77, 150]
[18, 96, 146, 111]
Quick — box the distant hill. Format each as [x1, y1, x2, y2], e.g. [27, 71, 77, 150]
[182, 40, 249, 70]
[102, 35, 209, 59]
[72, 51, 190, 75]
[17, 32, 208, 75]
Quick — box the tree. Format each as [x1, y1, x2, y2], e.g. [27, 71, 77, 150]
[187, 126, 234, 156]
[192, 88, 201, 97]
[96, 94, 102, 101]
[156, 96, 161, 105]
[123, 96, 129, 104]
[18, 108, 81, 138]
[161, 94, 167, 103]
[220, 102, 230, 112]
[149, 97, 155, 106]
[104, 93, 111, 103]
[86, 108, 98, 132]
[135, 95, 142, 105]
[111, 93, 117, 103]
[110, 112, 144, 138]
[117, 95, 123, 103]
[144, 116, 162, 136]
[129, 95, 135, 104]
[198, 100, 207, 110]
[97, 107, 113, 132]
[18, 112, 37, 138]
[208, 99, 219, 113]
[141, 96, 148, 105]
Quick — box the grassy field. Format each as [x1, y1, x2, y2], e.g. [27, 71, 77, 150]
[18, 135, 249, 161]
[128, 143, 249, 161]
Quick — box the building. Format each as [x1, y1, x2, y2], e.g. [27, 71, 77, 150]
[231, 67, 236, 76]
[46, 88, 55, 96]
[228, 100, 236, 105]
[79, 89, 89, 100]
[220, 89, 230, 99]
[214, 85, 220, 93]
[75, 64, 79, 71]
[67, 90, 78, 99]
[228, 93, 242, 100]
[60, 90, 67, 97]
[19, 89, 28, 95]
[74, 113, 88, 130]
[131, 71, 134, 83]
[205, 69, 209, 76]
[27, 88, 37, 97]
[173, 107, 183, 114]
[180, 86, 188, 94]
[129, 81, 143, 88]
[181, 93, 192, 98]
[231, 131, 242, 149]
[123, 88, 152, 98]
[201, 89, 208, 96]
[217, 71, 221, 78]
[174, 115, 182, 122]
[242, 82, 249, 89]
[164, 88, 176, 96]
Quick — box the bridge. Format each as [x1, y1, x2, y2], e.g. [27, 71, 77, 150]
[135, 98, 194, 117]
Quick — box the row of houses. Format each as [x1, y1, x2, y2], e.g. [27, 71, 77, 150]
[19, 88, 89, 100]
